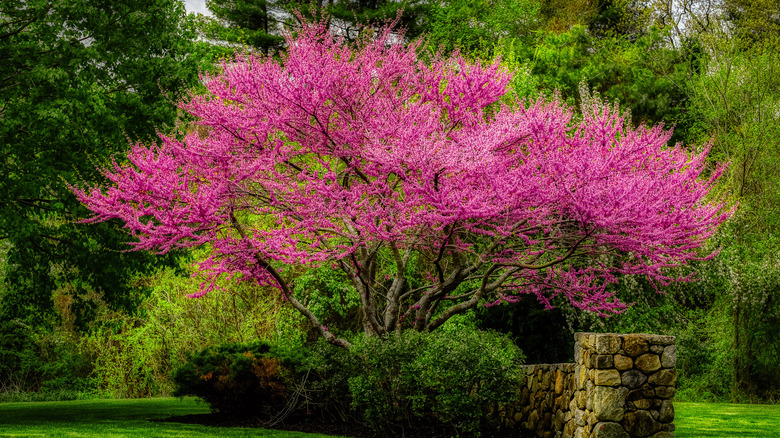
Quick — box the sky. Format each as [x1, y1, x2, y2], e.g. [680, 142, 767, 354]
[183, 0, 211, 16]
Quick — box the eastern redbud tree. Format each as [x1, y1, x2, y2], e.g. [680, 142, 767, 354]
[74, 20, 730, 349]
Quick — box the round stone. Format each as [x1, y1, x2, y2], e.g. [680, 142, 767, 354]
[591, 354, 615, 369]
[614, 355, 633, 371]
[622, 410, 662, 436]
[592, 421, 630, 438]
[659, 400, 675, 423]
[593, 386, 629, 422]
[648, 369, 677, 386]
[622, 336, 649, 357]
[655, 386, 676, 399]
[594, 334, 622, 354]
[595, 369, 622, 386]
[661, 345, 677, 368]
[635, 354, 662, 373]
[621, 369, 648, 389]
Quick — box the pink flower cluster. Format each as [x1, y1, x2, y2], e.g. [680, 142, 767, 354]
[73, 19, 730, 344]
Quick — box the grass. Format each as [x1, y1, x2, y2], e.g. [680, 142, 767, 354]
[1, 398, 778, 437]
[0, 397, 344, 438]
[675, 402, 780, 437]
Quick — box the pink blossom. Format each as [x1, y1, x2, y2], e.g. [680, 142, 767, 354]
[72, 19, 731, 348]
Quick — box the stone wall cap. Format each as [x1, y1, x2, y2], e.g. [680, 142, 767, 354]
[520, 363, 576, 369]
[574, 332, 676, 345]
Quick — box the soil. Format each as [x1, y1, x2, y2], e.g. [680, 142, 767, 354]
[158, 411, 534, 438]
[158, 412, 375, 437]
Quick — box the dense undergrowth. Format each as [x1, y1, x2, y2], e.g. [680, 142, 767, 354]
[2, 231, 780, 407]
[170, 325, 525, 437]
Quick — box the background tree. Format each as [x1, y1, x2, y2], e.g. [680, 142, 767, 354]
[75, 20, 730, 348]
[195, 0, 433, 58]
[680, 30, 780, 398]
[724, 0, 780, 41]
[324, 0, 432, 40]
[527, 28, 691, 121]
[425, 0, 540, 57]
[195, 0, 286, 57]
[0, 0, 201, 329]
[590, 0, 652, 38]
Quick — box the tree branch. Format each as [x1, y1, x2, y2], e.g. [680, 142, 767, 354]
[229, 211, 351, 348]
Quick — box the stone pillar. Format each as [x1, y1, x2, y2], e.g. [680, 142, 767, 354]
[565, 333, 676, 438]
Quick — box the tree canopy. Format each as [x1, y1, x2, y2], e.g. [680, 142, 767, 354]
[0, 0, 200, 327]
[74, 19, 730, 348]
[195, 0, 287, 56]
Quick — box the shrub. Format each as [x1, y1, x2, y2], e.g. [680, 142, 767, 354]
[0, 320, 40, 393]
[346, 328, 525, 436]
[302, 338, 362, 422]
[172, 341, 305, 416]
[0, 321, 94, 398]
[293, 266, 361, 337]
[81, 322, 169, 398]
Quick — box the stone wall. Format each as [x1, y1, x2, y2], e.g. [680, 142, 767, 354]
[511, 363, 577, 437]
[504, 332, 677, 438]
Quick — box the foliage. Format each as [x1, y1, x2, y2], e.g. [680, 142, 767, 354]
[293, 266, 362, 336]
[425, 0, 540, 58]
[587, 0, 650, 38]
[0, 321, 92, 398]
[301, 337, 363, 422]
[724, 0, 780, 42]
[79, 259, 295, 399]
[474, 297, 574, 363]
[323, 0, 433, 41]
[82, 322, 170, 399]
[679, 33, 780, 401]
[295, 317, 526, 434]
[672, 227, 780, 402]
[194, 0, 286, 57]
[35, 334, 94, 396]
[346, 327, 525, 436]
[687, 35, 780, 233]
[74, 19, 730, 349]
[172, 340, 305, 415]
[0, 250, 298, 400]
[511, 26, 697, 135]
[674, 308, 734, 402]
[195, 0, 434, 60]
[0, 320, 39, 393]
[0, 0, 202, 329]
[535, 0, 649, 36]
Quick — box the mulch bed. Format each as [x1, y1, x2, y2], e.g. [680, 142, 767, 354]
[158, 412, 375, 437]
[158, 411, 534, 437]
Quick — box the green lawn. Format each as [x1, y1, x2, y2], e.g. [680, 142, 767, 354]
[0, 397, 343, 438]
[675, 402, 780, 437]
[0, 398, 778, 437]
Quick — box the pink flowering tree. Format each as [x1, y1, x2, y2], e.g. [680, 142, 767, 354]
[73, 21, 730, 349]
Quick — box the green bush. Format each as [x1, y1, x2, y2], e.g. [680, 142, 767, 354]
[0, 321, 94, 398]
[81, 322, 169, 398]
[293, 266, 361, 337]
[172, 341, 305, 416]
[37, 334, 94, 395]
[0, 320, 40, 393]
[302, 338, 362, 422]
[346, 328, 525, 437]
